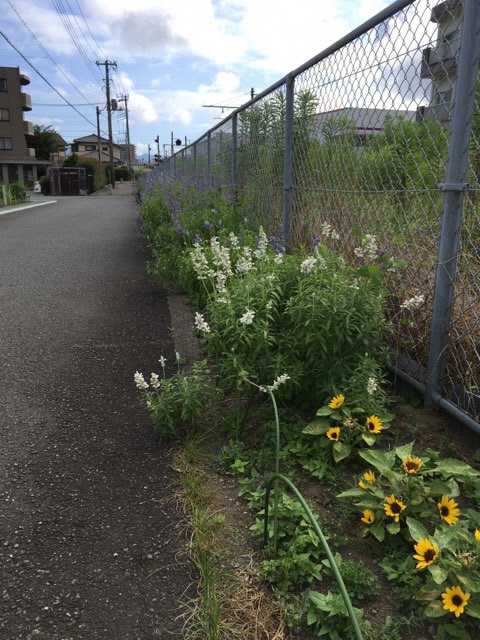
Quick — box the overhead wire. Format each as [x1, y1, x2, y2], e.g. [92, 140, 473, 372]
[51, 0, 103, 85]
[0, 29, 108, 136]
[6, 0, 99, 107]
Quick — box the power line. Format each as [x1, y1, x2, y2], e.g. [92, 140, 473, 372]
[51, 0, 102, 85]
[0, 29, 107, 135]
[6, 0, 99, 107]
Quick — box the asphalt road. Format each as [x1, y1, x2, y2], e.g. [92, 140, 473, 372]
[0, 191, 193, 639]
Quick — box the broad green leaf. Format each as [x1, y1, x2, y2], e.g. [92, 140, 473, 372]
[428, 564, 448, 585]
[427, 478, 459, 498]
[361, 433, 376, 446]
[302, 419, 330, 435]
[434, 459, 480, 479]
[406, 516, 429, 542]
[333, 442, 351, 463]
[386, 521, 401, 535]
[306, 610, 318, 625]
[330, 411, 342, 421]
[465, 601, 480, 619]
[337, 487, 365, 499]
[395, 441, 415, 459]
[424, 600, 446, 618]
[370, 523, 385, 542]
[415, 583, 443, 601]
[316, 406, 333, 417]
[456, 573, 480, 593]
[359, 449, 395, 473]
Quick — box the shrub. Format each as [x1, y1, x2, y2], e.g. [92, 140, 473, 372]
[39, 175, 50, 195]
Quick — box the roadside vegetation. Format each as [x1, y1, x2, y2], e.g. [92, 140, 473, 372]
[134, 172, 480, 639]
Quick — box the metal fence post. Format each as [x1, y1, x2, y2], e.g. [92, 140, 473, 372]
[425, 0, 480, 409]
[207, 132, 212, 183]
[281, 75, 295, 252]
[231, 112, 238, 189]
[193, 141, 197, 183]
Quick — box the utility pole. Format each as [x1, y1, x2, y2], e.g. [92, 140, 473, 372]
[96, 60, 117, 189]
[147, 144, 151, 165]
[96, 106, 101, 162]
[118, 95, 132, 179]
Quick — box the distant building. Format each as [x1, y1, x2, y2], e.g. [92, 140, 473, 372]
[47, 132, 68, 167]
[420, 0, 463, 124]
[316, 107, 417, 145]
[119, 143, 136, 165]
[71, 134, 122, 165]
[0, 66, 44, 187]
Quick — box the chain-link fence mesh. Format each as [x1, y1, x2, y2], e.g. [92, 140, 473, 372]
[159, 0, 479, 426]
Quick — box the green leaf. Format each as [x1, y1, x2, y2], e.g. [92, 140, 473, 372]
[395, 442, 415, 459]
[386, 521, 401, 535]
[465, 601, 480, 619]
[427, 479, 458, 497]
[434, 459, 480, 479]
[361, 433, 376, 446]
[330, 411, 343, 421]
[456, 573, 480, 593]
[316, 406, 333, 417]
[428, 564, 448, 585]
[333, 442, 351, 463]
[370, 523, 385, 541]
[415, 583, 443, 601]
[302, 418, 330, 435]
[337, 487, 365, 499]
[306, 610, 318, 625]
[359, 449, 395, 473]
[424, 600, 446, 618]
[406, 516, 430, 542]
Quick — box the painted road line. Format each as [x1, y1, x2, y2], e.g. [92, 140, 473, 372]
[0, 200, 58, 216]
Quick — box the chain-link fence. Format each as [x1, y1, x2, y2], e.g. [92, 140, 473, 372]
[159, 0, 480, 431]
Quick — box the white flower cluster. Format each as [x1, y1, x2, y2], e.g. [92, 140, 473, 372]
[400, 294, 425, 311]
[354, 234, 378, 261]
[134, 371, 148, 390]
[300, 256, 317, 273]
[254, 226, 268, 260]
[191, 244, 210, 280]
[210, 237, 233, 276]
[240, 308, 255, 325]
[228, 231, 239, 247]
[150, 372, 161, 389]
[236, 246, 254, 274]
[300, 254, 326, 273]
[260, 373, 291, 393]
[320, 222, 340, 241]
[367, 377, 378, 396]
[159, 355, 167, 368]
[194, 312, 211, 333]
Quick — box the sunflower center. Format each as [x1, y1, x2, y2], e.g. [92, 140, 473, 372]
[441, 506, 450, 517]
[452, 595, 463, 606]
[390, 502, 402, 514]
[424, 549, 435, 562]
[406, 461, 417, 471]
[368, 421, 375, 430]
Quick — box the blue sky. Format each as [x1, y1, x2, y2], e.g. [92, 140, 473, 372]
[0, 0, 392, 159]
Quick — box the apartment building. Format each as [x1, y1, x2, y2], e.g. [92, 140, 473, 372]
[0, 66, 43, 187]
[420, 0, 464, 123]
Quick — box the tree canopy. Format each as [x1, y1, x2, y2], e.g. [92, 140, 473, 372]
[26, 125, 66, 161]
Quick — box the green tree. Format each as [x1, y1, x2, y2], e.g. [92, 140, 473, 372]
[26, 125, 64, 161]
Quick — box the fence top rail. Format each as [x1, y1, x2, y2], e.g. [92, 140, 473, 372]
[167, 0, 416, 158]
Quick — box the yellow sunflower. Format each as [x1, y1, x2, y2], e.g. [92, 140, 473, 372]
[361, 509, 375, 525]
[383, 494, 406, 522]
[438, 496, 460, 525]
[328, 394, 345, 409]
[359, 470, 376, 489]
[326, 426, 340, 441]
[475, 529, 480, 543]
[413, 538, 439, 570]
[442, 586, 470, 617]
[402, 455, 423, 475]
[366, 415, 382, 434]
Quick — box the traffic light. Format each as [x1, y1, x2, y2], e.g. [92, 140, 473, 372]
[154, 154, 161, 165]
